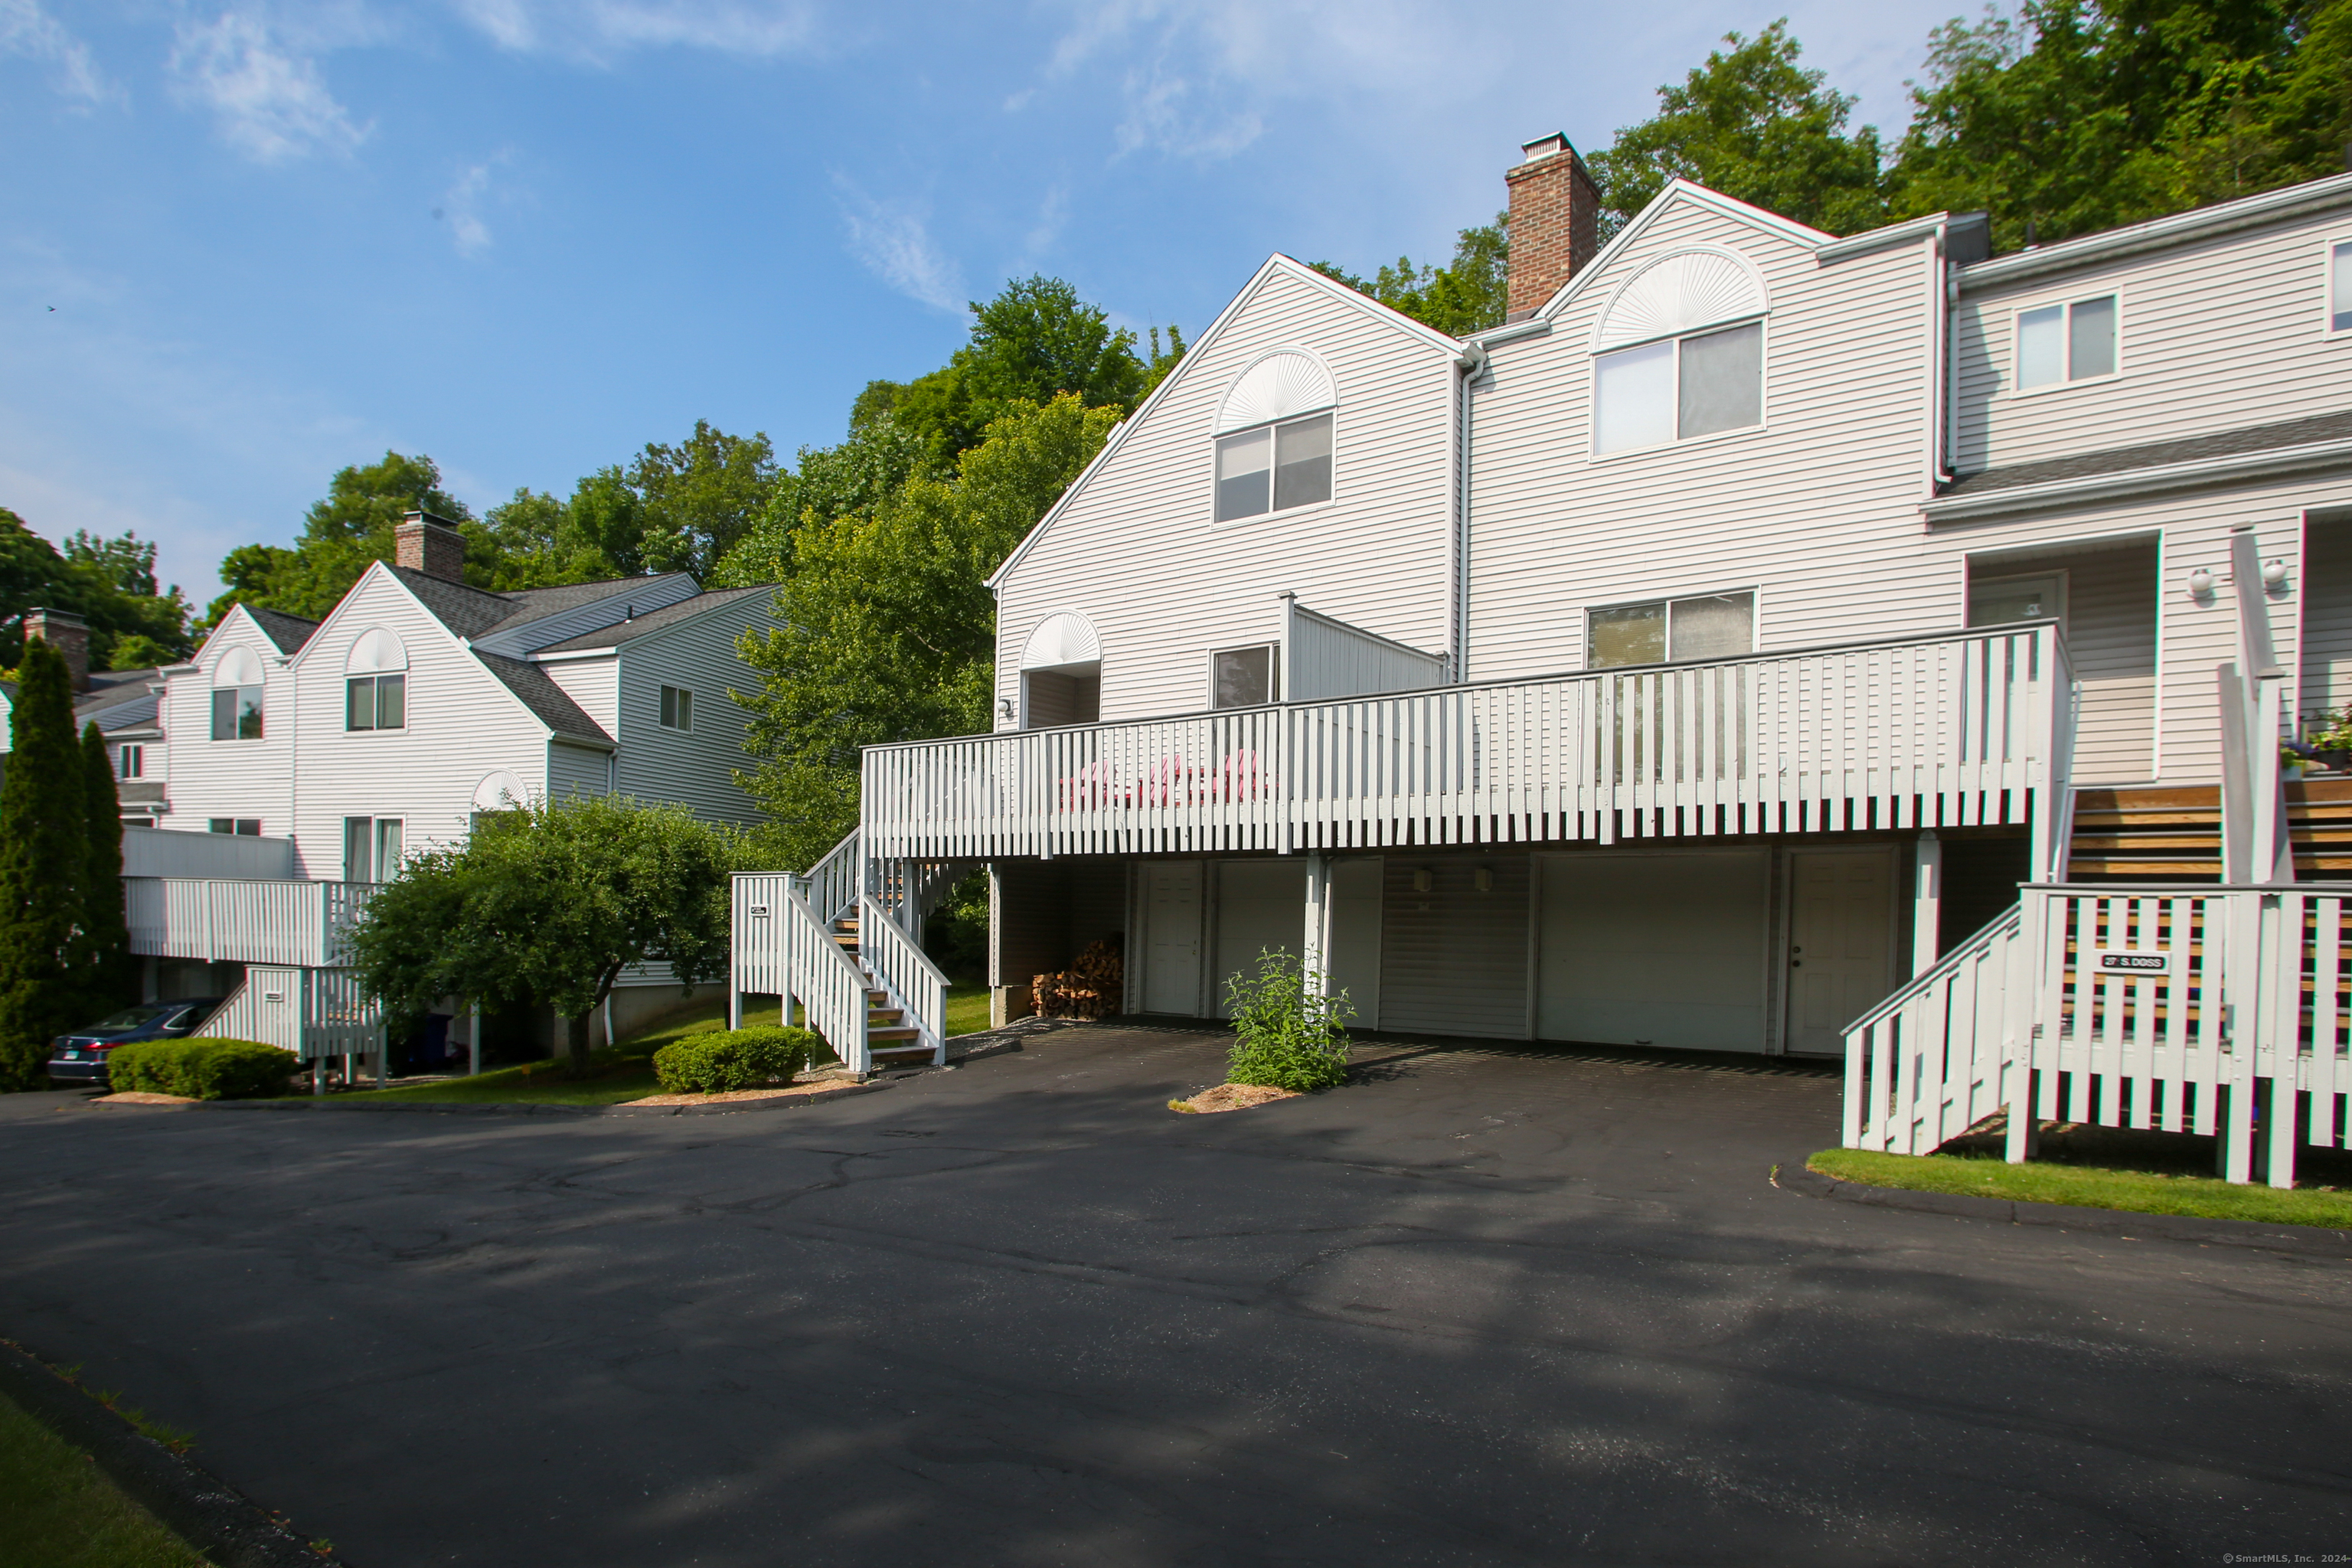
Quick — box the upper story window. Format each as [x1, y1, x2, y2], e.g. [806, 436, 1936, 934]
[659, 684, 694, 731]
[1211, 644, 1279, 708]
[2331, 240, 2351, 334]
[116, 743, 143, 779]
[1588, 591, 1754, 669]
[1590, 248, 1771, 457]
[1214, 351, 1338, 524]
[209, 645, 264, 741]
[344, 816, 403, 883]
[345, 628, 408, 732]
[2015, 295, 2117, 389]
[208, 818, 261, 836]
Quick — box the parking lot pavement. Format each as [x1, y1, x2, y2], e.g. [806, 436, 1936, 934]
[3, 1023, 2349, 1566]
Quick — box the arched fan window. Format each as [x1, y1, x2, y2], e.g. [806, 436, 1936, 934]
[343, 628, 408, 732]
[1017, 612, 1103, 729]
[209, 644, 266, 742]
[1590, 249, 1769, 455]
[1214, 351, 1336, 522]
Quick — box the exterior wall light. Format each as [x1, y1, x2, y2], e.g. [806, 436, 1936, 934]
[2187, 567, 2217, 597]
[1473, 867, 1494, 893]
[1412, 867, 1433, 893]
[2263, 558, 2290, 588]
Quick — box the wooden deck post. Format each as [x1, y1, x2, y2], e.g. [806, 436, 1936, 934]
[1301, 853, 1330, 998]
[1911, 830, 1942, 978]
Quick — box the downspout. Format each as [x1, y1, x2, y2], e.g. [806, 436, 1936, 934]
[1449, 344, 1485, 682]
[1926, 222, 1952, 494]
[1940, 228, 1961, 484]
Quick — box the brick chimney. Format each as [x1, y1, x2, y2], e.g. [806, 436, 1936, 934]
[24, 606, 90, 691]
[1504, 132, 1602, 322]
[395, 511, 466, 583]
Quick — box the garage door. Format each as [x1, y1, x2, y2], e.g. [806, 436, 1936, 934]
[1537, 849, 1769, 1053]
[1214, 861, 1307, 1018]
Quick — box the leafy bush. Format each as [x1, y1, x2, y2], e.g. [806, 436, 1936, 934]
[652, 1027, 818, 1094]
[1223, 949, 1353, 1093]
[108, 1038, 298, 1099]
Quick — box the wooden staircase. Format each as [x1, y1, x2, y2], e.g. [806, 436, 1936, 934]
[2065, 778, 2352, 880]
[830, 910, 934, 1071]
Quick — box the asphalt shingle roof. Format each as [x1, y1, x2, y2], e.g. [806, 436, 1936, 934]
[246, 608, 319, 653]
[1942, 409, 2352, 498]
[472, 650, 612, 744]
[531, 585, 776, 653]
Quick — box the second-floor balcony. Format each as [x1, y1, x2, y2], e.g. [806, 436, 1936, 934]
[126, 877, 381, 969]
[862, 624, 2073, 864]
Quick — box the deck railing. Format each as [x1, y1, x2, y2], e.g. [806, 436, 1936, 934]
[859, 893, 948, 1067]
[730, 874, 869, 1073]
[1846, 884, 2352, 1188]
[195, 965, 383, 1058]
[125, 877, 380, 969]
[863, 625, 2072, 861]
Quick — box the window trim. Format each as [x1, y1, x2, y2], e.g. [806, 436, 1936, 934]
[207, 818, 262, 837]
[2328, 236, 2352, 338]
[2008, 291, 2123, 395]
[658, 683, 694, 732]
[209, 684, 264, 742]
[116, 743, 143, 779]
[345, 671, 407, 733]
[1583, 587, 1761, 670]
[1965, 567, 2072, 635]
[343, 815, 405, 883]
[1205, 642, 1282, 710]
[1210, 409, 1338, 528]
[1588, 315, 1770, 461]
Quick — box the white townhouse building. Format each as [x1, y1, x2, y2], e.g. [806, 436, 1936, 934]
[114, 514, 775, 1069]
[741, 139, 2352, 1186]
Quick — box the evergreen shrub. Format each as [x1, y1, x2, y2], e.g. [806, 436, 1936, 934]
[1223, 949, 1353, 1093]
[652, 1027, 818, 1094]
[107, 1039, 299, 1099]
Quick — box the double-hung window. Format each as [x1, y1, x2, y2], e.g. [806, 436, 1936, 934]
[116, 743, 143, 779]
[1587, 592, 1755, 669]
[1215, 413, 1332, 522]
[344, 817, 403, 883]
[659, 684, 694, 731]
[346, 672, 407, 730]
[1210, 645, 1279, 708]
[211, 686, 263, 740]
[1593, 322, 1763, 454]
[2015, 295, 2117, 388]
[2332, 240, 2352, 334]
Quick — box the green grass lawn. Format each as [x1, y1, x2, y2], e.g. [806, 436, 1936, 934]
[0, 1387, 211, 1568]
[944, 985, 991, 1036]
[1811, 1131, 2352, 1230]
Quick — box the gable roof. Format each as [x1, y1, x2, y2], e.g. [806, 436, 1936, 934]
[985, 252, 1468, 592]
[247, 608, 319, 653]
[472, 651, 613, 744]
[1957, 169, 2352, 292]
[1514, 180, 1836, 331]
[529, 584, 774, 653]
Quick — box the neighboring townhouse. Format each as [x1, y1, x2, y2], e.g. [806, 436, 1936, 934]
[741, 140, 2352, 1183]
[0, 607, 171, 815]
[125, 514, 776, 1067]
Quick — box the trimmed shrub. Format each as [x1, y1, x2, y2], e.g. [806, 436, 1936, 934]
[652, 1027, 818, 1095]
[108, 1039, 299, 1099]
[1224, 949, 1353, 1093]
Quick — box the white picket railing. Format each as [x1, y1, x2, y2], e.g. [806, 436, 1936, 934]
[863, 625, 2073, 864]
[802, 831, 862, 926]
[1846, 884, 2352, 1188]
[125, 877, 380, 968]
[196, 965, 383, 1058]
[730, 874, 869, 1073]
[859, 893, 948, 1066]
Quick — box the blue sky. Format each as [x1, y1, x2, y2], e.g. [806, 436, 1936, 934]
[3, 0, 1968, 611]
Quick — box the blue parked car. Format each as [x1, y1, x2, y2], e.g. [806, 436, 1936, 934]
[47, 999, 227, 1088]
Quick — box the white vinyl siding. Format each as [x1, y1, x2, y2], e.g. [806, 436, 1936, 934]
[994, 262, 1459, 726]
[1469, 196, 1939, 684]
[158, 611, 296, 844]
[1956, 210, 2352, 471]
[541, 655, 619, 740]
[547, 743, 610, 802]
[609, 596, 768, 826]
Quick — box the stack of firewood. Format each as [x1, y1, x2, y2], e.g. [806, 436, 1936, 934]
[1033, 935, 1125, 1019]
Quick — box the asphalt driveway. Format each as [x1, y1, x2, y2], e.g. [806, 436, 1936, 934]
[2, 1024, 2348, 1566]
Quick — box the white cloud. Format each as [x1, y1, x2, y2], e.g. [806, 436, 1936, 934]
[168, 11, 370, 163]
[445, 0, 819, 62]
[836, 178, 964, 314]
[440, 158, 502, 257]
[0, 0, 115, 103]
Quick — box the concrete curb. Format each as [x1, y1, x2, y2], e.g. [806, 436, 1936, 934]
[0, 1338, 337, 1566]
[170, 1079, 899, 1119]
[1775, 1158, 2352, 1258]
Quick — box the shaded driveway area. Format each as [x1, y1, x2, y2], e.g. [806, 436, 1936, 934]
[2, 1024, 2349, 1566]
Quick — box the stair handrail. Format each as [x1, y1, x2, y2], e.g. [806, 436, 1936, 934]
[858, 892, 948, 1067]
[781, 880, 870, 1075]
[802, 829, 862, 926]
[1841, 903, 2025, 1153]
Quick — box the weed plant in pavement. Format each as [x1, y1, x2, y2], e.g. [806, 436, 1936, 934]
[1223, 949, 1352, 1093]
[652, 1027, 818, 1094]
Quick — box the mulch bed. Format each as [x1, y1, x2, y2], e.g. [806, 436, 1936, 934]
[1170, 1083, 1299, 1114]
[623, 1081, 857, 1108]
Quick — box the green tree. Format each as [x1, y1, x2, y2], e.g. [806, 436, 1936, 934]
[0, 643, 87, 1087]
[1587, 20, 1889, 236]
[736, 394, 1122, 867]
[1, 511, 193, 671]
[205, 452, 477, 624]
[78, 721, 131, 1014]
[628, 420, 782, 580]
[345, 795, 737, 1076]
[1312, 215, 1512, 336]
[709, 417, 937, 590]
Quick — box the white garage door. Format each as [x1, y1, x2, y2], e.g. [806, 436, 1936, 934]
[1537, 849, 1769, 1053]
[1214, 861, 1307, 1018]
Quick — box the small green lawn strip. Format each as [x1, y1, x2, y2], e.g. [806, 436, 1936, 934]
[343, 991, 746, 1106]
[0, 1387, 211, 1568]
[943, 985, 991, 1037]
[1810, 1146, 2352, 1230]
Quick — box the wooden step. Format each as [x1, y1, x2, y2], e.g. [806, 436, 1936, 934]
[869, 1025, 922, 1041]
[868, 1008, 904, 1026]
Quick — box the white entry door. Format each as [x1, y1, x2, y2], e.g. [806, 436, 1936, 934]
[1142, 863, 1204, 1014]
[1785, 850, 1896, 1055]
